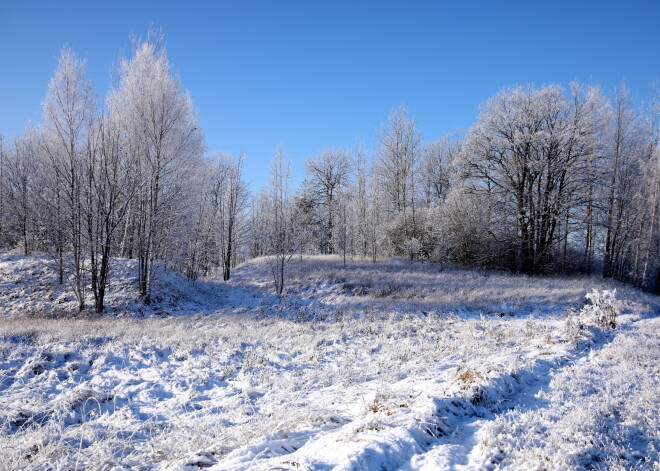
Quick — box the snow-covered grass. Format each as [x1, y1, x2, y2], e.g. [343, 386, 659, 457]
[233, 255, 646, 318]
[0, 252, 259, 317]
[0, 251, 658, 470]
[471, 314, 659, 470]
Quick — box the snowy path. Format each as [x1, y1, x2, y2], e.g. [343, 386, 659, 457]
[404, 338, 606, 470]
[406, 313, 659, 471]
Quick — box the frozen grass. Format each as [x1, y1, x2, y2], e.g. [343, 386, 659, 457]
[0, 252, 658, 470]
[472, 314, 659, 470]
[0, 252, 259, 317]
[233, 255, 648, 318]
[0, 312, 579, 470]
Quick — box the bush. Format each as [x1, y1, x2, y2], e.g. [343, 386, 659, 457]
[583, 289, 619, 329]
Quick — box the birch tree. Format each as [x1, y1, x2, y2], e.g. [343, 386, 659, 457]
[265, 146, 296, 295]
[375, 106, 422, 250]
[83, 112, 134, 313]
[109, 31, 204, 303]
[41, 48, 97, 309]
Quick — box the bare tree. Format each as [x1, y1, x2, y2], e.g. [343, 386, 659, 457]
[82, 112, 134, 313]
[602, 85, 640, 278]
[249, 190, 271, 259]
[265, 146, 297, 295]
[353, 143, 370, 258]
[0, 135, 7, 248]
[642, 86, 660, 293]
[206, 153, 249, 281]
[422, 135, 461, 205]
[576, 85, 610, 274]
[4, 132, 40, 255]
[635, 145, 659, 291]
[41, 47, 96, 310]
[303, 148, 351, 254]
[374, 106, 422, 249]
[368, 165, 385, 262]
[0, 136, 4, 246]
[109, 30, 204, 303]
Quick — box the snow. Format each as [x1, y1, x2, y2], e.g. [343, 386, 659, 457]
[0, 251, 658, 470]
[470, 314, 660, 470]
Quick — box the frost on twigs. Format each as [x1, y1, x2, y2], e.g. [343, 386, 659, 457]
[563, 309, 583, 346]
[582, 289, 620, 329]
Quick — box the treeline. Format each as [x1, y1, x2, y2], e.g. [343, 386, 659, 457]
[1, 33, 658, 313]
[268, 84, 659, 294]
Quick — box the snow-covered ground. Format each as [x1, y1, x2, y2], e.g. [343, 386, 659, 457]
[0, 252, 658, 470]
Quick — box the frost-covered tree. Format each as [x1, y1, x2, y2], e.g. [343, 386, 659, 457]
[353, 143, 370, 258]
[435, 184, 499, 266]
[367, 166, 387, 262]
[290, 185, 320, 259]
[206, 153, 249, 281]
[4, 131, 41, 255]
[573, 85, 611, 274]
[264, 146, 297, 295]
[421, 135, 461, 205]
[41, 47, 96, 309]
[601, 90, 659, 290]
[462, 85, 594, 273]
[0, 136, 6, 247]
[374, 106, 422, 250]
[109, 30, 204, 303]
[303, 148, 352, 255]
[82, 111, 135, 313]
[183, 171, 211, 281]
[640, 145, 660, 293]
[642, 87, 660, 293]
[335, 185, 353, 266]
[602, 85, 642, 279]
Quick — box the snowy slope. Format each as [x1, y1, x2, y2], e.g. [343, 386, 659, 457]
[0, 251, 263, 317]
[0, 252, 658, 470]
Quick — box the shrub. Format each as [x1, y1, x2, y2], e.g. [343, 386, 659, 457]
[583, 289, 619, 329]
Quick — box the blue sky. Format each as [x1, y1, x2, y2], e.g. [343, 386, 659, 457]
[1, 0, 658, 190]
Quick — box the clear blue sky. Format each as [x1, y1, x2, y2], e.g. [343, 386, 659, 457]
[1, 0, 658, 190]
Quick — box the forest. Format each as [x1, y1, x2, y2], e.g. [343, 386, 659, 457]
[1, 32, 658, 315]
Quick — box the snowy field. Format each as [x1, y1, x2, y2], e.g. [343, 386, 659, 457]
[0, 252, 658, 470]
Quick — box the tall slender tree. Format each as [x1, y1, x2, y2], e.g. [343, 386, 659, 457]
[83, 111, 135, 313]
[375, 106, 422, 249]
[0, 136, 6, 248]
[41, 48, 96, 309]
[265, 146, 296, 295]
[109, 30, 204, 303]
[602, 85, 639, 278]
[208, 153, 249, 281]
[5, 132, 40, 255]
